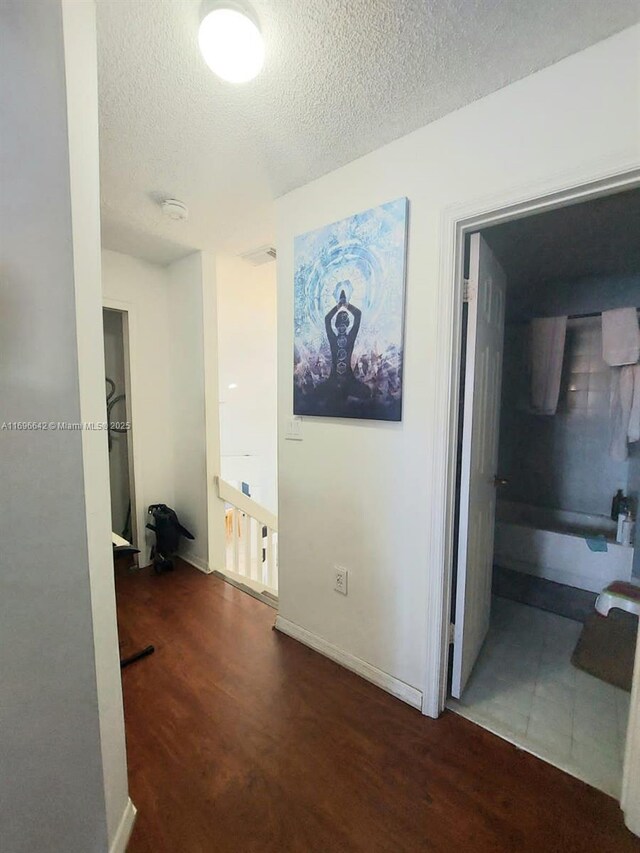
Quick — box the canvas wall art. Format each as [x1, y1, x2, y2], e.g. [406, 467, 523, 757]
[293, 198, 408, 421]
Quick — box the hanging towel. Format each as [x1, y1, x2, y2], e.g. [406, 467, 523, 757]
[602, 307, 640, 366]
[530, 316, 567, 415]
[610, 366, 636, 461]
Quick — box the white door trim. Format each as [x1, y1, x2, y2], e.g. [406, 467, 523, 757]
[103, 297, 147, 562]
[423, 159, 640, 818]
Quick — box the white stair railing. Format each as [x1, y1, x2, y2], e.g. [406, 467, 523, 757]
[215, 476, 278, 595]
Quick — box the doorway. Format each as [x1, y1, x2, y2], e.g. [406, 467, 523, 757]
[447, 187, 640, 798]
[103, 307, 137, 550]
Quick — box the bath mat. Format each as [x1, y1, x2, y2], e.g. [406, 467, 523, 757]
[571, 610, 638, 692]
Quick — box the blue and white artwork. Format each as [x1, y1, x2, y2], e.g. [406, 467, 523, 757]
[293, 198, 408, 421]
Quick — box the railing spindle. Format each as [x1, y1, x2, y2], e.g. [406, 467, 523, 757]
[254, 519, 263, 583]
[232, 508, 239, 575]
[273, 532, 278, 589]
[215, 477, 278, 594]
[243, 513, 251, 579]
[266, 528, 274, 587]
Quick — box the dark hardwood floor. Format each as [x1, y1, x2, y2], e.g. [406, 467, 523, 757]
[116, 560, 638, 852]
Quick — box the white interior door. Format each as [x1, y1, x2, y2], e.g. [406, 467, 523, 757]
[451, 232, 507, 699]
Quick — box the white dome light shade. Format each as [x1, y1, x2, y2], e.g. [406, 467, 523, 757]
[198, 6, 265, 83]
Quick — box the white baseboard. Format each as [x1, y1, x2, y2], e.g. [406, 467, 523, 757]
[274, 616, 423, 710]
[179, 552, 212, 574]
[110, 798, 137, 853]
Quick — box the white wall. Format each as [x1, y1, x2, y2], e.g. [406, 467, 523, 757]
[102, 248, 224, 573]
[0, 1, 128, 850]
[168, 253, 209, 570]
[65, 2, 131, 842]
[102, 249, 175, 562]
[276, 27, 639, 709]
[216, 254, 278, 512]
[167, 251, 224, 573]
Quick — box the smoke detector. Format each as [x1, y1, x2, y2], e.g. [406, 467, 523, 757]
[161, 198, 189, 221]
[241, 245, 277, 265]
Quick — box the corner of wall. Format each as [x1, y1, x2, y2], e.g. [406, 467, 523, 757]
[165, 251, 225, 575]
[202, 252, 227, 575]
[63, 0, 129, 844]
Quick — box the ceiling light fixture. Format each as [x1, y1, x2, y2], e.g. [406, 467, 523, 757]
[198, 1, 265, 84]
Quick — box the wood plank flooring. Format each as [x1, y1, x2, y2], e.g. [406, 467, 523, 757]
[116, 560, 639, 852]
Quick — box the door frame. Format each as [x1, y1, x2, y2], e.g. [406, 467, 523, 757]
[424, 163, 640, 814]
[103, 298, 146, 562]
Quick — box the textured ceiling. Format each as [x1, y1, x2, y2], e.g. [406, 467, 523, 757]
[97, 0, 639, 265]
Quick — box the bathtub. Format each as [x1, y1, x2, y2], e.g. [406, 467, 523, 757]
[494, 501, 634, 593]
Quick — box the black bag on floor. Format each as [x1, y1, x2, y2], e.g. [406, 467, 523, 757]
[146, 504, 194, 573]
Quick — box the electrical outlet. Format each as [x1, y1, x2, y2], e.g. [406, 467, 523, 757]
[334, 566, 348, 595]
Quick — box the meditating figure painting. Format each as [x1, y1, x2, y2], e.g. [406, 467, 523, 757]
[293, 198, 408, 421]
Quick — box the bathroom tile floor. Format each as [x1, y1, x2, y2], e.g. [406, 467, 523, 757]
[449, 596, 630, 798]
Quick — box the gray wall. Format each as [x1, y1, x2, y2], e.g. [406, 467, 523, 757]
[498, 275, 640, 518]
[0, 1, 109, 850]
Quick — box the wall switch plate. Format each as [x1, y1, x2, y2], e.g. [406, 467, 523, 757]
[285, 417, 303, 441]
[334, 566, 348, 595]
